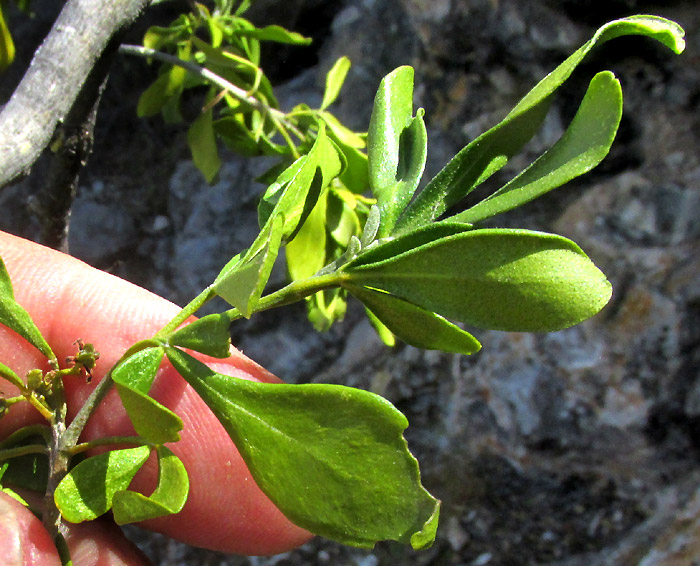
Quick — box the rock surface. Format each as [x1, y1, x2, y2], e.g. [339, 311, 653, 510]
[3, 0, 700, 565]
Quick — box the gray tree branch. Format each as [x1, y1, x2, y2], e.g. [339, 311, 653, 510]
[0, 0, 151, 188]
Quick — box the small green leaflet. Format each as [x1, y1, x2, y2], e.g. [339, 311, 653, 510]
[112, 446, 189, 525]
[343, 229, 612, 332]
[55, 446, 151, 523]
[454, 71, 622, 224]
[0, 256, 55, 362]
[112, 347, 183, 444]
[169, 313, 233, 358]
[166, 347, 440, 549]
[348, 286, 481, 355]
[321, 56, 351, 110]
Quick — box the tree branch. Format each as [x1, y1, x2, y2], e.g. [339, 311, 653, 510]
[0, 0, 151, 188]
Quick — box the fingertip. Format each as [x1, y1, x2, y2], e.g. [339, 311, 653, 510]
[0, 492, 60, 566]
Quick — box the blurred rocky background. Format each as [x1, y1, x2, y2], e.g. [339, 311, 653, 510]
[2, 0, 700, 564]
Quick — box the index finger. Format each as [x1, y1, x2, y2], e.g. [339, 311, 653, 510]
[0, 231, 311, 556]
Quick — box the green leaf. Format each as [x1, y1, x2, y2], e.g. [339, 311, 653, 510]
[55, 446, 151, 523]
[112, 347, 182, 444]
[368, 66, 427, 236]
[136, 64, 187, 118]
[212, 214, 284, 317]
[112, 446, 189, 525]
[349, 286, 481, 355]
[395, 15, 685, 232]
[321, 56, 351, 110]
[235, 24, 312, 45]
[169, 313, 232, 358]
[286, 190, 329, 281]
[166, 347, 440, 549]
[0, 3, 15, 71]
[187, 107, 221, 183]
[0, 257, 55, 361]
[454, 71, 622, 224]
[342, 229, 612, 332]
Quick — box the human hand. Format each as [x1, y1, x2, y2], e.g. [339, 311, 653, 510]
[0, 231, 311, 565]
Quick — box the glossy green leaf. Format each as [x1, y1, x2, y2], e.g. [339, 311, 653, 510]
[169, 313, 232, 358]
[236, 24, 312, 45]
[0, 257, 55, 361]
[343, 229, 612, 332]
[349, 286, 481, 355]
[112, 347, 182, 444]
[395, 15, 685, 232]
[112, 446, 189, 525]
[55, 446, 151, 523]
[456, 71, 622, 224]
[187, 107, 221, 183]
[321, 56, 351, 110]
[166, 347, 440, 549]
[368, 66, 427, 237]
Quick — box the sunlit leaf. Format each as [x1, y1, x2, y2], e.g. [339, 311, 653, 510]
[343, 229, 612, 332]
[349, 286, 481, 355]
[0, 3, 15, 71]
[395, 15, 686, 232]
[455, 71, 622, 224]
[0, 257, 54, 361]
[112, 446, 189, 524]
[321, 56, 351, 110]
[235, 24, 312, 45]
[166, 347, 440, 549]
[368, 66, 427, 237]
[55, 446, 151, 523]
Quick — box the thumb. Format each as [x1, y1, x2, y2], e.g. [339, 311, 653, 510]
[0, 492, 150, 566]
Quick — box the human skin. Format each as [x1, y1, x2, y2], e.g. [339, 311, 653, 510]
[0, 231, 312, 565]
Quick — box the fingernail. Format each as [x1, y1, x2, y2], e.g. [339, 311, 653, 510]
[0, 494, 23, 566]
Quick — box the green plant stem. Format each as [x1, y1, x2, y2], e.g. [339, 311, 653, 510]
[0, 443, 48, 461]
[119, 44, 295, 128]
[70, 435, 148, 455]
[223, 271, 346, 322]
[154, 286, 217, 339]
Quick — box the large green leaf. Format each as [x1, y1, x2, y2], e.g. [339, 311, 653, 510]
[55, 446, 151, 523]
[342, 229, 612, 332]
[368, 66, 427, 236]
[395, 15, 685, 232]
[112, 446, 189, 524]
[0, 257, 55, 361]
[349, 286, 481, 355]
[454, 71, 622, 224]
[166, 347, 440, 549]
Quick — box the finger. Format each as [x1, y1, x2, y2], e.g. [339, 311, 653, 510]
[0, 232, 311, 555]
[0, 491, 151, 566]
